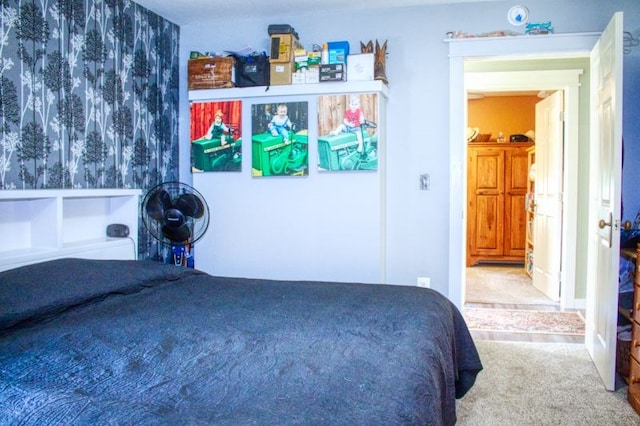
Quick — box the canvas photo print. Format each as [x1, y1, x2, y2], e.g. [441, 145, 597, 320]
[250, 101, 309, 177]
[190, 100, 242, 172]
[317, 93, 379, 171]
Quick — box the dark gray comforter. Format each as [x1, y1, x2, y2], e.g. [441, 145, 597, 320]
[0, 259, 482, 425]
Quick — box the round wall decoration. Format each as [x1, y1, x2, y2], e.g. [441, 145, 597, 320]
[507, 5, 529, 26]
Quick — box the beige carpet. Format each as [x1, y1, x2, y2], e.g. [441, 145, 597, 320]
[465, 265, 556, 306]
[457, 341, 638, 425]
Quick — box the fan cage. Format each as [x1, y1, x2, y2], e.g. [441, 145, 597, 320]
[141, 182, 210, 247]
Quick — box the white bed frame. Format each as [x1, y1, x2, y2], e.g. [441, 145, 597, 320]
[0, 189, 141, 272]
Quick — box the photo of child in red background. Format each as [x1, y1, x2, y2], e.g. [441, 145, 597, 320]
[190, 100, 242, 172]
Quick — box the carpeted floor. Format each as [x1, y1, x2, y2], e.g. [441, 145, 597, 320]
[463, 308, 585, 335]
[466, 265, 556, 306]
[456, 341, 638, 425]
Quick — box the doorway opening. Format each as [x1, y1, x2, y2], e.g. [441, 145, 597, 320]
[464, 89, 545, 309]
[456, 61, 587, 341]
[464, 86, 567, 310]
[447, 50, 591, 312]
[461, 64, 586, 312]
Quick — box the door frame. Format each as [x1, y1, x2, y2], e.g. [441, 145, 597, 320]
[447, 33, 601, 310]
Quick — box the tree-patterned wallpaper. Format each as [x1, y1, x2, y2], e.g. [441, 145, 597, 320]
[0, 0, 180, 261]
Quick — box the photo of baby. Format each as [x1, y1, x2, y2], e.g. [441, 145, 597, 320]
[251, 101, 309, 177]
[318, 93, 379, 171]
[190, 100, 242, 172]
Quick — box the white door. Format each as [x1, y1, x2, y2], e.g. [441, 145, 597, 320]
[585, 12, 624, 391]
[532, 91, 564, 301]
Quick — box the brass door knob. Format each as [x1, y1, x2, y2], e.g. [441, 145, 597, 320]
[599, 218, 612, 229]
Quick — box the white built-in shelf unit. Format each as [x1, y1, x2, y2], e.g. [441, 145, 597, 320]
[0, 189, 141, 271]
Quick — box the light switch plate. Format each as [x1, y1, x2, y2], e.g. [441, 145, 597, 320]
[420, 174, 430, 190]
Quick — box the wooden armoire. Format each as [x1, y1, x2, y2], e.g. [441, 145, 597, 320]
[467, 142, 533, 266]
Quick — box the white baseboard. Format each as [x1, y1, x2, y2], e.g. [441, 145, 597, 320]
[572, 298, 586, 311]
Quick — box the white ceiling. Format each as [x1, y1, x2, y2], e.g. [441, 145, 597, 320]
[134, 0, 495, 26]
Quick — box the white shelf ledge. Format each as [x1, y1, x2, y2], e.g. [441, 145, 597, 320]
[188, 80, 389, 101]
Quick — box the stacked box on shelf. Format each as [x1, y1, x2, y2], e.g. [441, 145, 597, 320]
[328, 41, 349, 64]
[320, 63, 346, 82]
[292, 49, 308, 85]
[346, 53, 374, 81]
[292, 49, 321, 84]
[319, 41, 349, 82]
[188, 56, 234, 90]
[306, 51, 321, 83]
[269, 33, 303, 86]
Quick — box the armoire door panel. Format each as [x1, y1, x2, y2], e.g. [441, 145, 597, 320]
[475, 151, 503, 192]
[505, 193, 527, 254]
[507, 152, 530, 192]
[475, 194, 502, 254]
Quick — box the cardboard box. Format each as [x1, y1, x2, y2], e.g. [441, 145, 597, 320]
[270, 62, 294, 85]
[292, 71, 306, 85]
[270, 33, 303, 63]
[305, 68, 319, 84]
[307, 51, 322, 67]
[188, 57, 234, 90]
[328, 41, 349, 64]
[319, 63, 346, 82]
[294, 51, 308, 71]
[346, 53, 374, 81]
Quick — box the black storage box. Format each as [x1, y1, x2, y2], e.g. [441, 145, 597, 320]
[319, 63, 346, 82]
[233, 53, 270, 87]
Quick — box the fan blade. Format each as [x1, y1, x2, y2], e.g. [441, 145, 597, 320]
[145, 189, 173, 221]
[175, 193, 206, 218]
[161, 223, 191, 243]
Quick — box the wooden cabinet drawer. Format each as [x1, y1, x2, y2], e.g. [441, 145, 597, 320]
[633, 285, 640, 324]
[632, 321, 640, 361]
[629, 355, 640, 413]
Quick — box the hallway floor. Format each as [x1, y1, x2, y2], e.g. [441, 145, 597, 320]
[464, 264, 583, 343]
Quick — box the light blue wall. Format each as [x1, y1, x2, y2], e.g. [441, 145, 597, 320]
[623, 54, 640, 222]
[178, 0, 640, 294]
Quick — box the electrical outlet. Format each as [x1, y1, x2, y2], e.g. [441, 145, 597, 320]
[417, 277, 431, 288]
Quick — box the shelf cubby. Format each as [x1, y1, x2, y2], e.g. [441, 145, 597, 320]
[0, 189, 141, 271]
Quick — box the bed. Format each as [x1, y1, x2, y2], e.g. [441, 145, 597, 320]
[0, 258, 482, 425]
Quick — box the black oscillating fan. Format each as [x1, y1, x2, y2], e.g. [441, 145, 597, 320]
[141, 182, 210, 265]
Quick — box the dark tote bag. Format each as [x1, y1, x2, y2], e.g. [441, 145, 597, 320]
[234, 53, 270, 87]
